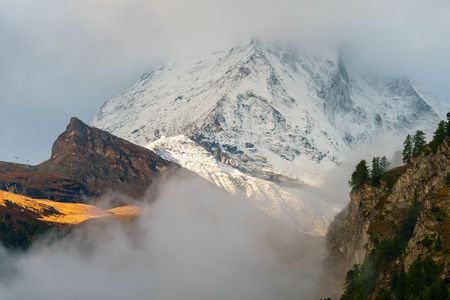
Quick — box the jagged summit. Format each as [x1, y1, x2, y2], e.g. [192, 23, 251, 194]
[41, 117, 182, 199]
[0, 117, 185, 202]
[92, 40, 445, 234]
[93, 40, 443, 185]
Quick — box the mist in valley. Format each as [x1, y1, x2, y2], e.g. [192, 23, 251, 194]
[1, 1, 448, 299]
[0, 176, 326, 300]
[0, 130, 411, 300]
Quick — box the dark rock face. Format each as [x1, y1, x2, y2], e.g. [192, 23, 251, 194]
[0, 171, 90, 202]
[39, 117, 180, 199]
[323, 138, 450, 298]
[0, 117, 183, 202]
[0, 161, 90, 202]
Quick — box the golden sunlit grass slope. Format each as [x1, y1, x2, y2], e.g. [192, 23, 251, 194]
[0, 190, 140, 225]
[107, 205, 141, 220]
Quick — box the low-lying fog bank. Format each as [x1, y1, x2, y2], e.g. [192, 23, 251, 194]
[0, 176, 326, 300]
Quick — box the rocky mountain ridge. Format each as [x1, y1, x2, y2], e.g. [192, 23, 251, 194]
[92, 39, 445, 236]
[324, 137, 450, 298]
[93, 39, 444, 186]
[148, 135, 336, 235]
[0, 117, 185, 202]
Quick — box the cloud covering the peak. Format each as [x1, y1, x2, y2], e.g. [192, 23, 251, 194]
[1, 0, 449, 163]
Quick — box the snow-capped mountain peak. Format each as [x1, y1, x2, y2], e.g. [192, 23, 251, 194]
[94, 40, 440, 181]
[93, 39, 443, 234]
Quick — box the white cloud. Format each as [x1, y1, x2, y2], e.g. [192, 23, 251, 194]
[0, 0, 449, 162]
[0, 176, 325, 300]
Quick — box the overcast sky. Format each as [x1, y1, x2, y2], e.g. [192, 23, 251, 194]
[1, 0, 450, 164]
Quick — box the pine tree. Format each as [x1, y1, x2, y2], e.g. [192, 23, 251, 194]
[402, 135, 412, 163]
[349, 160, 370, 188]
[378, 289, 392, 300]
[371, 157, 383, 186]
[429, 279, 448, 300]
[421, 256, 440, 286]
[447, 112, 450, 136]
[412, 130, 426, 156]
[445, 174, 450, 186]
[370, 156, 389, 186]
[392, 269, 408, 300]
[430, 120, 446, 152]
[343, 265, 361, 297]
[434, 235, 443, 252]
[380, 156, 390, 171]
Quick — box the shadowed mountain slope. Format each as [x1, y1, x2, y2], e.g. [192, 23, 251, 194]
[0, 117, 186, 202]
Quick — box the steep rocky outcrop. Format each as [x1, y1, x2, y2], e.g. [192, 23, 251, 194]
[0, 117, 185, 202]
[324, 138, 450, 298]
[38, 117, 181, 200]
